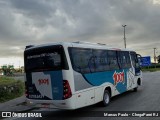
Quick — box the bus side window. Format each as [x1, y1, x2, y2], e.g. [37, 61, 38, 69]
[130, 52, 136, 68]
[108, 50, 119, 70]
[118, 51, 131, 69]
[93, 49, 109, 72]
[68, 47, 95, 74]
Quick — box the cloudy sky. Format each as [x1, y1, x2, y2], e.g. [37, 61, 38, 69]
[0, 0, 160, 67]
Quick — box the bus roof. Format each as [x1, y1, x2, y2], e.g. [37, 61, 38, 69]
[25, 41, 134, 52]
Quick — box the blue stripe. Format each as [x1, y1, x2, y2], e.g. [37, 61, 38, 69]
[44, 71, 63, 100]
[83, 69, 128, 93]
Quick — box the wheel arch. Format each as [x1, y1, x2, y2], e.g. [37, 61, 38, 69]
[104, 86, 112, 97]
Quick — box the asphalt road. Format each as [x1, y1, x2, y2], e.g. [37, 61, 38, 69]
[9, 71, 160, 120]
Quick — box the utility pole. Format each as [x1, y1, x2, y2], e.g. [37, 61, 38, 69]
[122, 25, 127, 48]
[154, 48, 157, 68]
[154, 48, 157, 63]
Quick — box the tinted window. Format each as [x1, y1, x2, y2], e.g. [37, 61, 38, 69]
[92, 49, 110, 72]
[69, 48, 122, 73]
[24, 45, 69, 72]
[68, 47, 95, 73]
[130, 52, 140, 68]
[130, 52, 136, 67]
[107, 50, 119, 70]
[118, 51, 131, 69]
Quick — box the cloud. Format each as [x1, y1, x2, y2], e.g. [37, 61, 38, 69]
[0, 0, 160, 64]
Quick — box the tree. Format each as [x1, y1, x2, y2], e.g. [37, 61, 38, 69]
[158, 55, 160, 63]
[1, 65, 15, 76]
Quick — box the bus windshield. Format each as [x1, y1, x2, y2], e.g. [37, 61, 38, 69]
[24, 45, 68, 72]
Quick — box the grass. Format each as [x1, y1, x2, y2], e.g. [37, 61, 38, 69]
[141, 67, 160, 72]
[0, 77, 17, 85]
[0, 76, 25, 103]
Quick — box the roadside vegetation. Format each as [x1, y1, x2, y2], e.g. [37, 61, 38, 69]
[0, 77, 24, 103]
[141, 64, 160, 72]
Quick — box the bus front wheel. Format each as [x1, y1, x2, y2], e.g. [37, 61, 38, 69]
[102, 90, 110, 106]
[133, 87, 138, 92]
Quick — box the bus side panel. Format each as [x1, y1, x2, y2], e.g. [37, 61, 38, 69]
[127, 68, 137, 90]
[70, 72, 95, 108]
[75, 89, 94, 109]
[73, 71, 93, 91]
[83, 69, 128, 94]
[72, 69, 130, 107]
[95, 87, 103, 103]
[127, 68, 142, 90]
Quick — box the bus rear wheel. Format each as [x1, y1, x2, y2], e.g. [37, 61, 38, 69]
[102, 90, 110, 106]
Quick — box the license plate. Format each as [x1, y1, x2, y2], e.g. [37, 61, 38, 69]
[41, 103, 50, 108]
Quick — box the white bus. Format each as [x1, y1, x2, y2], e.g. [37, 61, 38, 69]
[24, 41, 142, 110]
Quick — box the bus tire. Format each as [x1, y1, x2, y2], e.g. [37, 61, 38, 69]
[133, 87, 138, 92]
[102, 90, 110, 106]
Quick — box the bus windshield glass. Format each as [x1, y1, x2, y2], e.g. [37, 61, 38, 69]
[24, 45, 68, 72]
